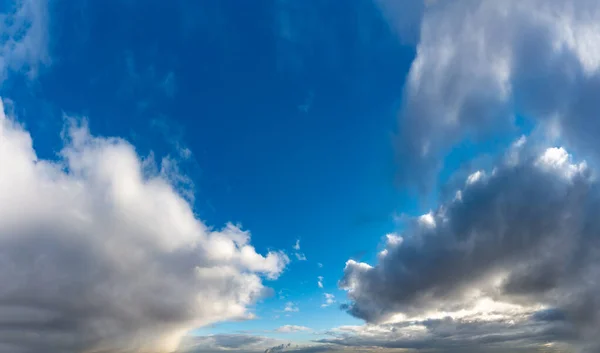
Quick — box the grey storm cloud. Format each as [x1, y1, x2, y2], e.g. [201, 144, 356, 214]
[340, 144, 600, 352]
[384, 0, 600, 191]
[332, 1, 600, 351]
[319, 315, 575, 353]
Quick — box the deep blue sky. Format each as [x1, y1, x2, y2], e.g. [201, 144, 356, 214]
[2, 0, 418, 338]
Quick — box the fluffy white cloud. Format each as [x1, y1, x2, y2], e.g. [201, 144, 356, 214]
[317, 276, 324, 288]
[340, 143, 600, 352]
[0, 104, 289, 353]
[384, 0, 600, 190]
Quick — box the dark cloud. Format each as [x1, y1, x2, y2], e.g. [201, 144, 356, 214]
[340, 145, 600, 351]
[319, 316, 575, 353]
[180, 336, 345, 353]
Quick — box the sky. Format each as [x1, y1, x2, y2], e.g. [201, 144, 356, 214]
[1, 0, 600, 353]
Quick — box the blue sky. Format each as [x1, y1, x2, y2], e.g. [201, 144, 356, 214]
[2, 0, 416, 341]
[2, 1, 600, 352]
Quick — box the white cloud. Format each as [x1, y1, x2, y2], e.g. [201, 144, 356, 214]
[284, 302, 299, 313]
[321, 294, 335, 308]
[293, 239, 301, 250]
[317, 262, 323, 268]
[276, 325, 311, 333]
[317, 276, 324, 289]
[0, 103, 289, 353]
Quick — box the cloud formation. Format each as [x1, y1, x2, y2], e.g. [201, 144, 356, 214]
[179, 334, 283, 353]
[340, 143, 600, 351]
[0, 105, 288, 353]
[387, 0, 600, 190]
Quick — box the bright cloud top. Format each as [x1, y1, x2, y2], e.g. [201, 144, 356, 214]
[0, 104, 289, 353]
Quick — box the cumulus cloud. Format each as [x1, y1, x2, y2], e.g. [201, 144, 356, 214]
[340, 144, 600, 351]
[276, 325, 311, 333]
[0, 104, 289, 353]
[385, 0, 600, 190]
[344, 2, 600, 349]
[317, 276, 324, 289]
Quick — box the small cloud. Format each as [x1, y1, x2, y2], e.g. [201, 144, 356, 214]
[292, 240, 306, 260]
[317, 276, 324, 289]
[321, 293, 335, 308]
[284, 302, 299, 312]
[295, 252, 307, 261]
[276, 325, 311, 333]
[317, 263, 323, 268]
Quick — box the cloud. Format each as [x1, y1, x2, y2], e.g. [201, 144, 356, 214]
[0, 103, 289, 353]
[384, 0, 600, 191]
[317, 263, 323, 268]
[276, 325, 312, 333]
[178, 334, 283, 353]
[321, 294, 335, 308]
[317, 276, 324, 289]
[0, 0, 50, 80]
[292, 239, 307, 260]
[340, 143, 600, 351]
[295, 252, 307, 261]
[284, 302, 299, 313]
[319, 315, 574, 353]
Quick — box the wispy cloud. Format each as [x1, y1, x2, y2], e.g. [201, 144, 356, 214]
[292, 239, 307, 261]
[276, 325, 312, 333]
[317, 276, 324, 289]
